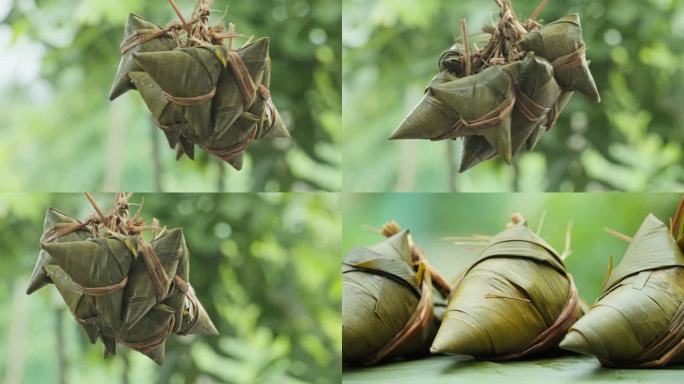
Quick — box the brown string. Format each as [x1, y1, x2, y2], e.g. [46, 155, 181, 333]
[121, 28, 171, 54]
[163, 87, 216, 106]
[487, 274, 580, 360]
[379, 221, 452, 298]
[119, 316, 176, 353]
[546, 99, 561, 131]
[45, 220, 93, 243]
[173, 275, 201, 335]
[431, 94, 516, 141]
[75, 316, 97, 326]
[551, 44, 586, 72]
[138, 241, 171, 302]
[365, 266, 435, 365]
[119, 3, 215, 54]
[257, 84, 279, 137]
[225, 50, 258, 109]
[258, 84, 271, 100]
[515, 86, 550, 124]
[201, 126, 258, 161]
[76, 276, 129, 297]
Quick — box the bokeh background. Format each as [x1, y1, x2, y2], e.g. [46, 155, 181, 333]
[0, 0, 341, 192]
[0, 193, 341, 384]
[342, 193, 683, 303]
[343, 0, 684, 192]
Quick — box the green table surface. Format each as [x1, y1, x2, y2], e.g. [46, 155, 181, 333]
[343, 355, 684, 384]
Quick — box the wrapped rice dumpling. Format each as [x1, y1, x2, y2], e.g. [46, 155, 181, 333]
[560, 202, 684, 368]
[109, 14, 177, 101]
[110, 0, 289, 170]
[391, 0, 599, 172]
[343, 222, 451, 366]
[393, 66, 516, 164]
[27, 193, 218, 365]
[459, 54, 562, 171]
[26, 208, 93, 295]
[519, 14, 600, 103]
[431, 214, 581, 360]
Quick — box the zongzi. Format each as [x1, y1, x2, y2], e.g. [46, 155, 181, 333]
[431, 214, 581, 360]
[26, 193, 218, 366]
[110, 0, 289, 170]
[392, 0, 599, 172]
[343, 222, 450, 366]
[560, 200, 684, 368]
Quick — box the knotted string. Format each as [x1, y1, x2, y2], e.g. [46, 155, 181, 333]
[514, 85, 550, 124]
[431, 94, 516, 141]
[551, 44, 587, 72]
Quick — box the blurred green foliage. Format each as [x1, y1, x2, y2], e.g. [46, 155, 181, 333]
[342, 193, 682, 303]
[0, 193, 341, 384]
[343, 0, 684, 192]
[0, 0, 341, 192]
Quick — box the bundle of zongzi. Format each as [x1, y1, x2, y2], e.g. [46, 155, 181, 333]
[342, 222, 451, 366]
[27, 193, 218, 365]
[391, 0, 599, 172]
[560, 200, 684, 368]
[110, 0, 289, 170]
[431, 214, 581, 360]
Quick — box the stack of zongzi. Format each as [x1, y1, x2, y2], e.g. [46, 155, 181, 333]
[110, 0, 289, 170]
[560, 200, 684, 367]
[431, 214, 581, 360]
[391, 0, 600, 172]
[26, 193, 218, 365]
[342, 222, 451, 365]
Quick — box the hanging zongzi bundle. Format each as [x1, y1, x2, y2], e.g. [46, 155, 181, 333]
[27, 193, 218, 365]
[431, 214, 581, 360]
[391, 0, 599, 172]
[110, 0, 289, 170]
[560, 201, 684, 368]
[342, 222, 451, 366]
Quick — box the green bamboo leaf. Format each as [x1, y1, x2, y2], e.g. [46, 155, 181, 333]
[342, 231, 438, 366]
[432, 222, 579, 359]
[26, 208, 91, 294]
[560, 214, 684, 367]
[519, 15, 600, 103]
[109, 14, 177, 101]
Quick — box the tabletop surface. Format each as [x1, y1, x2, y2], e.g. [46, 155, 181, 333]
[343, 355, 684, 384]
